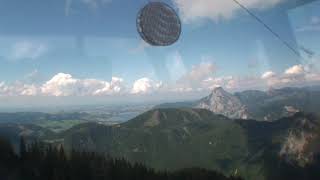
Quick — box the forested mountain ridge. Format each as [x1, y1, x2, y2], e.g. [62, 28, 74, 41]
[0, 108, 320, 179]
[0, 137, 243, 180]
[56, 109, 320, 180]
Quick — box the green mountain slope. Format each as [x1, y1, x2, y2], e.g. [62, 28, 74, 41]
[61, 109, 248, 174]
[57, 109, 320, 180]
[1, 108, 319, 179]
[0, 123, 56, 151]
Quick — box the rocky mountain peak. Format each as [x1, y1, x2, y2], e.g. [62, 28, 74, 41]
[197, 87, 249, 119]
[212, 86, 224, 93]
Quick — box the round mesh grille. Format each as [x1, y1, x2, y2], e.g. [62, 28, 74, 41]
[137, 2, 181, 46]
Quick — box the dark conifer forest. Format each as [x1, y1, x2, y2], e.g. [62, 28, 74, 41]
[0, 137, 243, 180]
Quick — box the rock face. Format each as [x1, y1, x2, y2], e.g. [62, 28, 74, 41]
[156, 86, 320, 121]
[279, 115, 320, 164]
[196, 87, 249, 119]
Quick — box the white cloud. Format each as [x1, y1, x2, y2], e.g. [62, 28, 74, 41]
[202, 76, 233, 90]
[131, 78, 163, 94]
[285, 65, 305, 75]
[174, 63, 320, 92]
[9, 41, 48, 61]
[94, 77, 124, 95]
[261, 64, 320, 88]
[41, 73, 78, 96]
[0, 82, 39, 96]
[261, 71, 276, 79]
[41, 73, 124, 96]
[1, 63, 320, 97]
[0, 73, 155, 97]
[182, 63, 216, 83]
[0, 82, 9, 96]
[20, 85, 38, 96]
[203, 76, 266, 91]
[172, 0, 284, 23]
[177, 62, 215, 89]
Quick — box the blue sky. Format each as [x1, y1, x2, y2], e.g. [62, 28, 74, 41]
[0, 0, 319, 104]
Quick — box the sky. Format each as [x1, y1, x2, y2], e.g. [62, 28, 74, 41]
[0, 0, 319, 106]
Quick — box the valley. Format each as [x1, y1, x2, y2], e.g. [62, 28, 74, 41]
[1, 86, 320, 180]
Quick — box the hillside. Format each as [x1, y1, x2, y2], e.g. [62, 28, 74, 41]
[0, 137, 242, 180]
[0, 123, 56, 151]
[0, 112, 114, 132]
[56, 109, 320, 180]
[1, 108, 319, 179]
[61, 108, 247, 174]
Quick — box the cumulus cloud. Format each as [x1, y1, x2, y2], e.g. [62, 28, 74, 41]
[0, 82, 39, 96]
[41, 73, 78, 96]
[261, 71, 276, 79]
[1, 63, 320, 97]
[261, 64, 320, 88]
[0, 82, 10, 96]
[41, 73, 124, 96]
[177, 62, 215, 89]
[20, 85, 38, 96]
[202, 76, 229, 89]
[172, 0, 284, 22]
[172, 60, 269, 92]
[202, 76, 265, 91]
[9, 41, 48, 61]
[174, 62, 320, 92]
[94, 77, 124, 95]
[0, 73, 162, 97]
[131, 78, 163, 94]
[285, 65, 305, 75]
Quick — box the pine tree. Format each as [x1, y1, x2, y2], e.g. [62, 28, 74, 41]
[19, 136, 27, 158]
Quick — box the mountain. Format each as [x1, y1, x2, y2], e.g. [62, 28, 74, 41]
[237, 113, 320, 165]
[155, 88, 249, 119]
[0, 112, 114, 124]
[0, 137, 243, 180]
[196, 87, 249, 119]
[235, 87, 320, 121]
[61, 108, 247, 174]
[43, 109, 319, 180]
[0, 112, 116, 132]
[156, 86, 320, 121]
[1, 108, 320, 179]
[0, 123, 55, 151]
[154, 101, 195, 109]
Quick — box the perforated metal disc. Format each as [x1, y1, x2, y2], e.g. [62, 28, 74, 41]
[137, 2, 181, 46]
